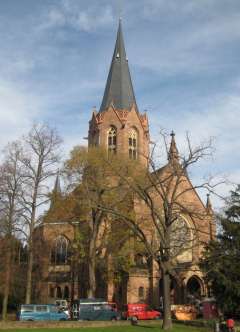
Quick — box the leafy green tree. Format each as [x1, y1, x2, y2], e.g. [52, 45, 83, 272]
[64, 146, 134, 298]
[201, 185, 240, 314]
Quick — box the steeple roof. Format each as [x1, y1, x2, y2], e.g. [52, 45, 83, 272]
[168, 131, 179, 163]
[53, 171, 61, 194]
[99, 19, 138, 112]
[206, 193, 213, 215]
[50, 171, 62, 209]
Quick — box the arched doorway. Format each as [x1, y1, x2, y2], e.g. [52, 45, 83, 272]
[56, 286, 62, 299]
[186, 276, 203, 303]
[64, 286, 69, 299]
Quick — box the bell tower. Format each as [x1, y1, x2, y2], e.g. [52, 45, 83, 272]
[88, 20, 150, 167]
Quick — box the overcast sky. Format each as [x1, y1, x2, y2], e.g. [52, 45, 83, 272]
[0, 0, 240, 209]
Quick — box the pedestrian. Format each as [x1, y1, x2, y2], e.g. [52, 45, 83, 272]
[226, 317, 235, 332]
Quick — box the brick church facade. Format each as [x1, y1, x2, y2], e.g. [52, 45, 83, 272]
[35, 20, 214, 307]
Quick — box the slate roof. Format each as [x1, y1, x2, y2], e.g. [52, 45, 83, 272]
[99, 19, 138, 112]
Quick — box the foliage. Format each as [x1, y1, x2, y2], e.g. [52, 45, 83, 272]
[63, 146, 136, 297]
[200, 185, 240, 314]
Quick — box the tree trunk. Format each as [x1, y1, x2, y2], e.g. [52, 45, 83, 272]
[25, 241, 33, 304]
[148, 258, 154, 305]
[88, 234, 96, 298]
[1, 243, 12, 320]
[25, 185, 37, 304]
[162, 268, 172, 330]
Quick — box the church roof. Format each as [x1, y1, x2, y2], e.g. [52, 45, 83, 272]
[99, 19, 138, 112]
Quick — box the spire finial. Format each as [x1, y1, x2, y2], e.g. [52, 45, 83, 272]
[168, 130, 179, 163]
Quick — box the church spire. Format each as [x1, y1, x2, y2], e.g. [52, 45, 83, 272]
[206, 193, 213, 215]
[53, 171, 61, 195]
[50, 171, 62, 209]
[168, 131, 179, 163]
[100, 19, 138, 112]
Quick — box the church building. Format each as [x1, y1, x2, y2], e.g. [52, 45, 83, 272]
[35, 20, 214, 307]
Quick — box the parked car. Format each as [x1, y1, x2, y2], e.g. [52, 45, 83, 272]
[17, 304, 69, 321]
[122, 303, 161, 320]
[72, 298, 120, 321]
[55, 299, 70, 319]
[108, 302, 118, 312]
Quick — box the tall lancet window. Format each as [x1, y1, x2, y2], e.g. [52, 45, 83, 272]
[51, 236, 69, 265]
[129, 128, 138, 160]
[108, 126, 117, 154]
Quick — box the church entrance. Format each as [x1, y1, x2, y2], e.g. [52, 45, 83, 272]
[186, 276, 203, 303]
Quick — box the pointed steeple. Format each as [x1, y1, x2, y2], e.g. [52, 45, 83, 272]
[100, 19, 138, 112]
[50, 171, 62, 209]
[206, 193, 213, 215]
[168, 131, 179, 163]
[53, 171, 61, 195]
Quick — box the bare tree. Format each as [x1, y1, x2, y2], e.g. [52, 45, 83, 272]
[99, 132, 219, 330]
[19, 124, 62, 304]
[0, 142, 24, 319]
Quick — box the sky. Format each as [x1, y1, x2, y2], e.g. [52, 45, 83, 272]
[0, 0, 240, 209]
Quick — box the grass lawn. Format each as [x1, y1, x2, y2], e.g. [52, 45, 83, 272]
[0, 324, 212, 332]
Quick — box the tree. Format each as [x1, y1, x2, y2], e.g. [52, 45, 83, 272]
[64, 146, 132, 298]
[0, 142, 24, 319]
[20, 124, 62, 304]
[99, 132, 216, 330]
[200, 185, 240, 315]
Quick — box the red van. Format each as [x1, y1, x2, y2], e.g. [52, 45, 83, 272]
[122, 304, 161, 320]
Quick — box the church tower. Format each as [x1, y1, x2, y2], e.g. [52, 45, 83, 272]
[88, 20, 150, 167]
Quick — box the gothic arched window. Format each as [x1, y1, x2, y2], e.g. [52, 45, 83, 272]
[138, 286, 144, 300]
[51, 236, 69, 265]
[108, 126, 117, 154]
[129, 128, 138, 160]
[56, 286, 62, 299]
[64, 286, 70, 299]
[169, 215, 193, 263]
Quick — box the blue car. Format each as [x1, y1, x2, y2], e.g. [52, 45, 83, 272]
[18, 304, 68, 321]
[72, 299, 120, 321]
